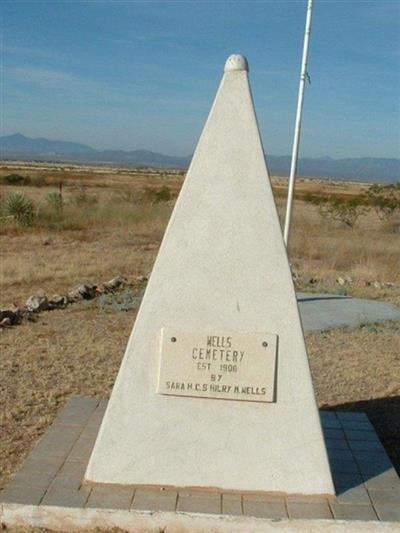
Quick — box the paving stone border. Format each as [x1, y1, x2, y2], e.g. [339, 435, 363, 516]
[1, 397, 399, 531]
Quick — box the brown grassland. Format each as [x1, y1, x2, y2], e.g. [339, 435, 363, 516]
[0, 162, 399, 498]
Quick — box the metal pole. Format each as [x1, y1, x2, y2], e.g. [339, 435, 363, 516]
[283, 0, 314, 246]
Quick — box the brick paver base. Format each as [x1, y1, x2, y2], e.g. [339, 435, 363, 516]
[1, 397, 399, 527]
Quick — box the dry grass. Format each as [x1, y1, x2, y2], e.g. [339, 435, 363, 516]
[0, 210, 167, 304]
[283, 198, 400, 304]
[0, 162, 399, 500]
[0, 165, 180, 305]
[1, 163, 398, 306]
[0, 303, 133, 486]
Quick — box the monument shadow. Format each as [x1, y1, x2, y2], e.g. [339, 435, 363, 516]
[322, 395, 400, 494]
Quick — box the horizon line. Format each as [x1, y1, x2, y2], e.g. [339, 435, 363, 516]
[1, 132, 400, 161]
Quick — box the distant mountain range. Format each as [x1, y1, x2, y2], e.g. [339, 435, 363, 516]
[1, 133, 399, 183]
[0, 133, 188, 167]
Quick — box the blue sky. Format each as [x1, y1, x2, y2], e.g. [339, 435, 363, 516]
[2, 1, 400, 158]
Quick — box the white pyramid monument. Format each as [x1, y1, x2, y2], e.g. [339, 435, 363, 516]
[85, 54, 334, 495]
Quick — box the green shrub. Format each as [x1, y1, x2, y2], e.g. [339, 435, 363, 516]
[143, 185, 171, 204]
[365, 183, 400, 220]
[3, 192, 35, 226]
[3, 173, 31, 185]
[0, 173, 52, 187]
[303, 192, 324, 205]
[155, 185, 171, 203]
[46, 191, 63, 210]
[306, 193, 370, 228]
[319, 196, 369, 228]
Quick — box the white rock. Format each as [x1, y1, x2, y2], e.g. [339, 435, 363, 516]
[25, 293, 49, 312]
[67, 284, 96, 301]
[103, 276, 127, 292]
[49, 294, 68, 308]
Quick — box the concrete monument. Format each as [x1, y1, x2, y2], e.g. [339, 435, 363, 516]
[85, 54, 334, 495]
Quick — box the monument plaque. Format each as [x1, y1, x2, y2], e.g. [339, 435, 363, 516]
[157, 328, 277, 402]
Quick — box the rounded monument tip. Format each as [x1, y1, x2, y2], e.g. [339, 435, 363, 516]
[224, 54, 249, 72]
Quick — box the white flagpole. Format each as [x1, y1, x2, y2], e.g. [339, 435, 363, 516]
[283, 0, 314, 246]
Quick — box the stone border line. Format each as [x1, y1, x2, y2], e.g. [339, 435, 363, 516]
[0, 275, 148, 328]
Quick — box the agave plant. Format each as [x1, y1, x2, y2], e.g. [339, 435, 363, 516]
[4, 192, 35, 226]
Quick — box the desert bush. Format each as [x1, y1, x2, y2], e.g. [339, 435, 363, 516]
[305, 193, 369, 228]
[365, 183, 400, 221]
[155, 185, 171, 202]
[0, 174, 54, 187]
[321, 197, 369, 228]
[46, 191, 63, 211]
[2, 173, 31, 186]
[303, 193, 323, 205]
[142, 185, 171, 204]
[3, 192, 35, 226]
